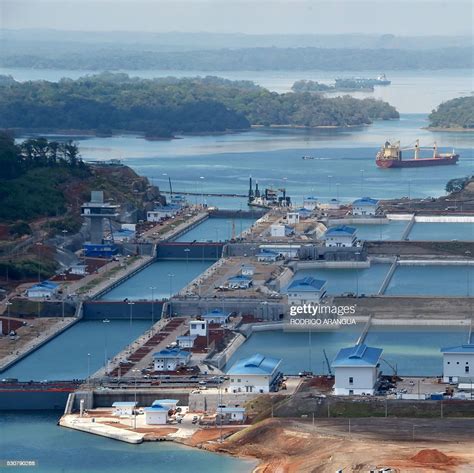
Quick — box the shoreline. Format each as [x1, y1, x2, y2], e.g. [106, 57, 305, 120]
[424, 126, 474, 132]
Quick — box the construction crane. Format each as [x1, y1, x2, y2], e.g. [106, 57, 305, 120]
[323, 349, 332, 376]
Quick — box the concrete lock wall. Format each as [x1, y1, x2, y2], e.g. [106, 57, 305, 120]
[91, 390, 189, 408]
[83, 301, 164, 320]
[156, 243, 224, 260]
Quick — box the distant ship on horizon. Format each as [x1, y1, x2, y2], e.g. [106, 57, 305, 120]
[376, 140, 459, 168]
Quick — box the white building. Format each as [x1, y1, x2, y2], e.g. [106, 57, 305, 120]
[303, 196, 319, 210]
[270, 223, 292, 238]
[26, 281, 59, 298]
[152, 348, 191, 371]
[70, 264, 87, 276]
[241, 265, 255, 276]
[286, 212, 300, 225]
[332, 343, 383, 395]
[256, 249, 280, 262]
[112, 401, 137, 416]
[217, 407, 246, 423]
[323, 225, 357, 247]
[190, 319, 208, 337]
[227, 353, 282, 393]
[146, 205, 180, 222]
[177, 335, 197, 348]
[227, 275, 253, 290]
[352, 197, 380, 216]
[441, 344, 474, 383]
[202, 309, 230, 325]
[326, 198, 342, 210]
[287, 277, 327, 305]
[144, 404, 168, 425]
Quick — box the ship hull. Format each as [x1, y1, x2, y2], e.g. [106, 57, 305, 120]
[376, 155, 459, 168]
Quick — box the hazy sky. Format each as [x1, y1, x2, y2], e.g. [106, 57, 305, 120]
[1, 0, 472, 36]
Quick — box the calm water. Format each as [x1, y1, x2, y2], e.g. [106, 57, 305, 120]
[51, 114, 472, 210]
[351, 221, 409, 241]
[386, 265, 474, 296]
[101, 260, 212, 301]
[174, 217, 256, 242]
[0, 412, 254, 473]
[292, 264, 390, 296]
[408, 222, 474, 241]
[2, 320, 151, 381]
[227, 327, 468, 376]
[1, 68, 471, 113]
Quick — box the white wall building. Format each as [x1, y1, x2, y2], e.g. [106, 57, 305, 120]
[441, 344, 474, 383]
[270, 223, 292, 237]
[190, 319, 208, 337]
[303, 196, 319, 210]
[286, 212, 300, 225]
[332, 344, 383, 396]
[112, 402, 137, 416]
[177, 335, 197, 348]
[352, 197, 380, 216]
[323, 225, 357, 247]
[217, 407, 246, 423]
[144, 404, 168, 425]
[287, 277, 327, 305]
[227, 353, 282, 394]
[26, 281, 59, 298]
[152, 348, 191, 371]
[202, 309, 230, 325]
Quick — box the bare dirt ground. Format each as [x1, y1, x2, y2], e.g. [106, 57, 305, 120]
[203, 417, 474, 472]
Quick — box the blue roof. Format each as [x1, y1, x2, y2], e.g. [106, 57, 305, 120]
[353, 197, 379, 206]
[112, 402, 137, 407]
[153, 348, 190, 359]
[228, 274, 252, 282]
[227, 353, 281, 376]
[287, 277, 326, 292]
[297, 208, 312, 214]
[332, 344, 383, 368]
[30, 281, 59, 291]
[324, 225, 356, 237]
[441, 344, 474, 354]
[144, 405, 168, 412]
[152, 399, 179, 405]
[202, 309, 230, 318]
[256, 249, 279, 257]
[304, 196, 318, 201]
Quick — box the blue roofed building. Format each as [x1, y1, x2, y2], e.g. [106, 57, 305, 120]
[332, 343, 383, 395]
[112, 401, 137, 416]
[441, 344, 474, 383]
[287, 276, 327, 305]
[26, 281, 59, 299]
[256, 249, 280, 263]
[227, 353, 282, 393]
[144, 403, 169, 425]
[303, 196, 319, 210]
[227, 274, 253, 290]
[201, 308, 231, 324]
[323, 225, 357, 248]
[152, 348, 191, 372]
[352, 197, 380, 216]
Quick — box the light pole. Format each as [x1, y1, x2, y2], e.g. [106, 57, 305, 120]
[360, 169, 365, 196]
[149, 286, 156, 325]
[355, 251, 361, 296]
[327, 175, 333, 197]
[199, 176, 205, 208]
[6, 302, 12, 335]
[184, 248, 190, 269]
[168, 273, 175, 318]
[466, 251, 471, 297]
[128, 301, 135, 328]
[87, 353, 91, 385]
[132, 368, 140, 430]
[103, 318, 110, 375]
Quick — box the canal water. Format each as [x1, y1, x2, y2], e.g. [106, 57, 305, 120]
[291, 264, 390, 296]
[0, 411, 255, 473]
[100, 260, 212, 301]
[407, 222, 474, 241]
[227, 326, 468, 376]
[386, 265, 474, 296]
[174, 217, 257, 242]
[350, 221, 409, 241]
[2, 320, 152, 381]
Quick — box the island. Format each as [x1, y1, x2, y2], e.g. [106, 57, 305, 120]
[0, 74, 399, 138]
[428, 96, 474, 131]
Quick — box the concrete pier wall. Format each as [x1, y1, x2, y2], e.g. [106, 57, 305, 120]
[83, 301, 163, 320]
[156, 242, 223, 260]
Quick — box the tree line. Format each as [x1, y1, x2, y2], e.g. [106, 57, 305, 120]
[429, 96, 474, 129]
[0, 74, 399, 138]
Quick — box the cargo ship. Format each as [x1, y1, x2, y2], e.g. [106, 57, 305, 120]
[376, 140, 459, 168]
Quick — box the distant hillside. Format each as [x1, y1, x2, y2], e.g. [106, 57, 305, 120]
[1, 46, 471, 71]
[428, 96, 474, 130]
[0, 74, 399, 137]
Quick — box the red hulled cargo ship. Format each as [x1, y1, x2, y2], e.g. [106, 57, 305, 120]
[376, 140, 459, 168]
